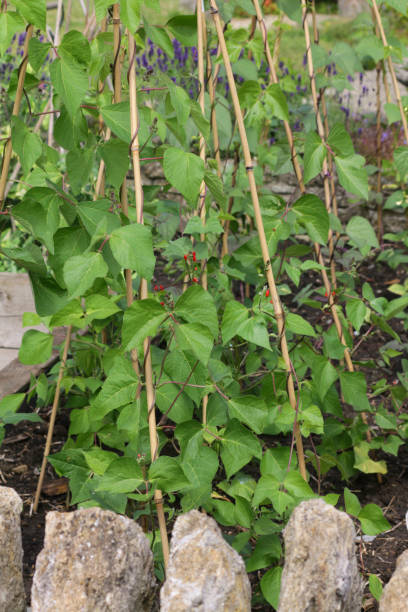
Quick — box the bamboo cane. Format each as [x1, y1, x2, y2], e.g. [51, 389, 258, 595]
[33, 326, 72, 512]
[127, 29, 169, 567]
[253, 0, 355, 375]
[371, 0, 408, 143]
[0, 24, 33, 210]
[209, 0, 306, 480]
[47, 0, 63, 147]
[300, 1, 338, 287]
[197, 0, 208, 293]
[310, 1, 340, 228]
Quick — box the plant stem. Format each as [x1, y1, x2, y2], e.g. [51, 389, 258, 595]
[33, 326, 72, 513]
[210, 0, 306, 480]
[0, 23, 33, 210]
[371, 0, 408, 142]
[128, 29, 169, 567]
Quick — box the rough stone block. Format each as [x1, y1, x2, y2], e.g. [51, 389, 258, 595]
[0, 486, 25, 612]
[31, 507, 156, 612]
[379, 549, 408, 612]
[278, 498, 362, 612]
[160, 509, 251, 611]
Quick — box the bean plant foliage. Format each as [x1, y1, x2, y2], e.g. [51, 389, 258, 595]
[1, 0, 408, 606]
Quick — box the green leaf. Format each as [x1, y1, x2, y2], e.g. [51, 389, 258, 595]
[236, 316, 271, 351]
[19, 330, 53, 365]
[204, 171, 226, 208]
[11, 116, 42, 175]
[0, 12, 25, 55]
[369, 575, 383, 602]
[220, 419, 262, 478]
[0, 393, 25, 416]
[384, 296, 408, 320]
[28, 38, 51, 72]
[184, 215, 223, 235]
[335, 155, 368, 200]
[344, 487, 362, 517]
[122, 300, 167, 351]
[228, 396, 268, 435]
[238, 80, 261, 108]
[313, 358, 338, 401]
[166, 15, 197, 46]
[85, 294, 120, 322]
[110, 224, 155, 280]
[83, 447, 117, 475]
[264, 83, 289, 121]
[354, 442, 387, 475]
[246, 534, 282, 571]
[100, 102, 131, 143]
[300, 404, 324, 437]
[100, 140, 129, 189]
[284, 471, 315, 498]
[277, 0, 302, 23]
[346, 216, 379, 256]
[260, 567, 282, 609]
[66, 148, 94, 192]
[49, 300, 85, 328]
[169, 85, 190, 125]
[94, 0, 114, 21]
[144, 22, 174, 57]
[385, 0, 408, 15]
[163, 147, 205, 204]
[359, 503, 391, 535]
[340, 371, 370, 412]
[327, 123, 355, 157]
[286, 313, 316, 337]
[190, 101, 210, 143]
[13, 0, 46, 29]
[346, 299, 367, 332]
[91, 356, 139, 419]
[59, 30, 91, 67]
[174, 284, 218, 338]
[356, 35, 385, 63]
[293, 194, 329, 245]
[174, 323, 214, 366]
[63, 252, 108, 298]
[1, 244, 46, 275]
[384, 102, 402, 125]
[120, 0, 141, 32]
[12, 196, 60, 255]
[304, 132, 326, 183]
[50, 57, 88, 118]
[29, 273, 68, 316]
[181, 435, 218, 488]
[394, 146, 408, 181]
[331, 42, 362, 73]
[221, 301, 248, 344]
[149, 456, 191, 492]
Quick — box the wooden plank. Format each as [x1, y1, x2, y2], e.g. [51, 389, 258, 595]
[0, 273, 35, 315]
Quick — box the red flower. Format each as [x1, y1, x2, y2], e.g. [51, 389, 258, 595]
[160, 301, 165, 306]
[265, 289, 270, 297]
[325, 291, 328, 297]
[192, 251, 196, 262]
[160, 284, 164, 290]
[184, 254, 188, 261]
[154, 285, 158, 291]
[332, 290, 336, 296]
[192, 277, 198, 283]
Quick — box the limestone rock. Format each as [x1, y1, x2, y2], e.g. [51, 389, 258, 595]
[0, 487, 25, 612]
[379, 549, 408, 612]
[31, 507, 156, 612]
[160, 509, 251, 611]
[278, 499, 362, 612]
[338, 0, 369, 17]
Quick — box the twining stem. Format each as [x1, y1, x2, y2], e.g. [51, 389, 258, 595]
[210, 0, 306, 480]
[371, 0, 408, 143]
[205, 36, 222, 178]
[33, 326, 72, 513]
[310, 1, 339, 227]
[221, 146, 239, 258]
[254, 0, 354, 376]
[300, 1, 337, 286]
[197, 0, 208, 293]
[127, 29, 169, 567]
[0, 24, 33, 210]
[5, 99, 51, 199]
[375, 57, 383, 242]
[252, 0, 303, 189]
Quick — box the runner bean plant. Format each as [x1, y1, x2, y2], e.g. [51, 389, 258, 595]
[0, 0, 408, 606]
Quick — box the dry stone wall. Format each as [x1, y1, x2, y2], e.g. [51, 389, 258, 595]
[2, 487, 407, 612]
